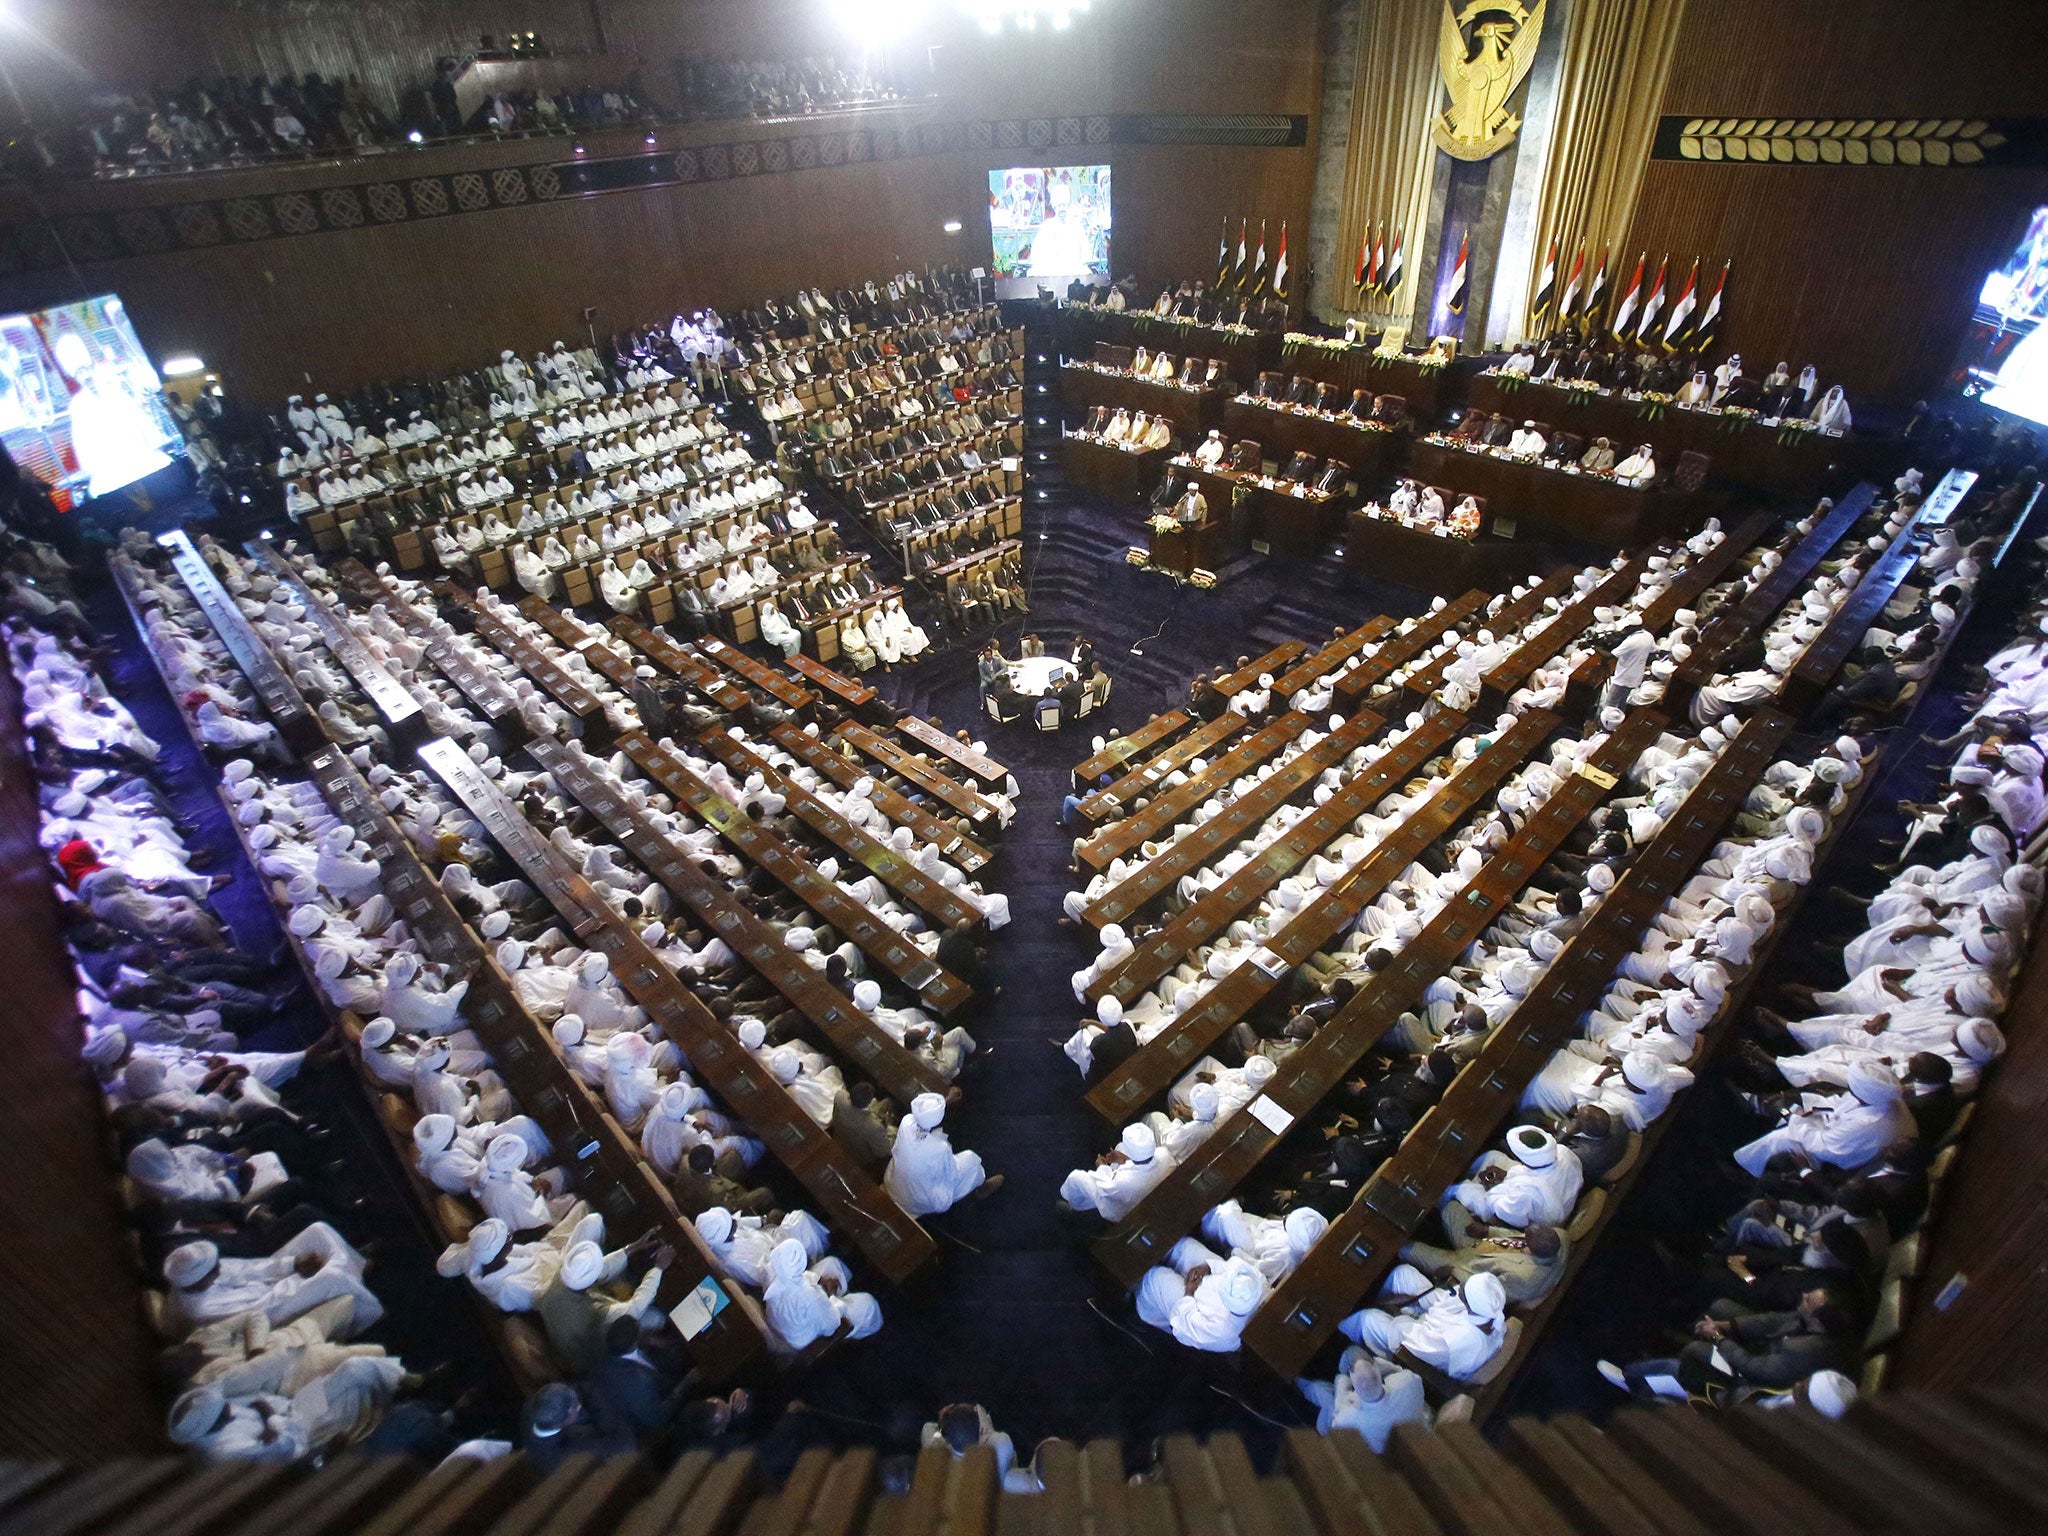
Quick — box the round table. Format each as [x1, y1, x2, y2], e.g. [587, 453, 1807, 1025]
[1009, 656, 1079, 697]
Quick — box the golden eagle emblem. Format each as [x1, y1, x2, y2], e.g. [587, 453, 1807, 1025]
[1432, 0, 1548, 161]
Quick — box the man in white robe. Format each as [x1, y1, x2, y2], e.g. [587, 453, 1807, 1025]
[1059, 1123, 1176, 1221]
[884, 1093, 997, 1215]
[1444, 1126, 1584, 1229]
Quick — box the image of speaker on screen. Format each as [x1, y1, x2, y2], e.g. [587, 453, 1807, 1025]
[1, 294, 183, 509]
[989, 164, 1111, 299]
[1969, 205, 2048, 428]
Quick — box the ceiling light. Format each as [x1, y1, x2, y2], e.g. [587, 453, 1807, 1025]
[161, 355, 205, 377]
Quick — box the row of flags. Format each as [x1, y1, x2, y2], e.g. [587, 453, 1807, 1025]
[1215, 217, 1291, 299]
[1349, 221, 1409, 306]
[1531, 239, 1730, 352]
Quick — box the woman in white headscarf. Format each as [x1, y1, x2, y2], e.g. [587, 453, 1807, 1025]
[758, 599, 801, 660]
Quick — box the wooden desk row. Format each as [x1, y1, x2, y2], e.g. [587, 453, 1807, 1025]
[1272, 617, 1397, 698]
[784, 652, 879, 716]
[696, 634, 816, 712]
[608, 729, 971, 1016]
[602, 613, 753, 714]
[1694, 484, 1877, 670]
[1461, 711, 1857, 1424]
[243, 541, 433, 751]
[1478, 546, 1675, 709]
[1085, 709, 1550, 1125]
[1781, 497, 1933, 718]
[1664, 483, 1880, 717]
[696, 731, 983, 933]
[833, 721, 1005, 827]
[770, 723, 993, 874]
[433, 581, 612, 743]
[1214, 640, 1311, 698]
[1074, 710, 1193, 789]
[1080, 713, 1250, 823]
[303, 738, 773, 1378]
[1083, 708, 1386, 930]
[427, 736, 936, 1283]
[1637, 509, 1778, 636]
[155, 531, 326, 756]
[328, 559, 530, 734]
[1331, 591, 1491, 708]
[1247, 706, 1791, 1377]
[1397, 569, 1581, 710]
[1094, 709, 1667, 1293]
[892, 713, 1007, 788]
[1079, 710, 1318, 873]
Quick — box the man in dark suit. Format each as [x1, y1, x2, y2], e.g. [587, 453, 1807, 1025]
[588, 1314, 691, 1444]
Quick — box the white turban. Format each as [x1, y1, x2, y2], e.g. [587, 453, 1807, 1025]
[1958, 1018, 2005, 1063]
[854, 980, 883, 1011]
[911, 1092, 947, 1130]
[1220, 1259, 1264, 1315]
[560, 1242, 606, 1290]
[1847, 1061, 1900, 1105]
[414, 1114, 456, 1153]
[769, 1237, 808, 1282]
[468, 1219, 510, 1265]
[1096, 995, 1124, 1026]
[1189, 1083, 1219, 1121]
[361, 1017, 397, 1049]
[1243, 1055, 1277, 1088]
[1462, 1272, 1506, 1318]
[168, 1385, 227, 1445]
[696, 1207, 734, 1245]
[1508, 1126, 1556, 1168]
[165, 1241, 220, 1287]
[1119, 1123, 1157, 1162]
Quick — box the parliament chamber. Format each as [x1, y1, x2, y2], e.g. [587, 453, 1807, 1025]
[2, 0, 2048, 1528]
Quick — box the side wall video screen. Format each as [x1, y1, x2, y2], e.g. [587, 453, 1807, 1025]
[0, 294, 181, 509]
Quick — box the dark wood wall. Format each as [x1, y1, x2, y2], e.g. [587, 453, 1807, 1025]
[1620, 0, 2048, 405]
[0, 0, 1321, 403]
[0, 663, 164, 1459]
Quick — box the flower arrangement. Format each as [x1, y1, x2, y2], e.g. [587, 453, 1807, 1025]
[1720, 405, 1760, 434]
[1146, 513, 1179, 534]
[1561, 379, 1601, 406]
[1493, 372, 1527, 395]
[1637, 390, 1672, 422]
[1125, 547, 1151, 567]
[1776, 417, 1819, 447]
[1189, 568, 1218, 589]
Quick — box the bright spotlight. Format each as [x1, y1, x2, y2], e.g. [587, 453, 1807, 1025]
[943, 219, 963, 234]
[160, 355, 205, 377]
[407, 129, 425, 144]
[831, 0, 934, 41]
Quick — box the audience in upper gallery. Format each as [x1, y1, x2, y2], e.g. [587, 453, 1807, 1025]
[671, 54, 906, 123]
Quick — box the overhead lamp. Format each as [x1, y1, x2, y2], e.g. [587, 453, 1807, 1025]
[161, 355, 205, 377]
[943, 219, 963, 233]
